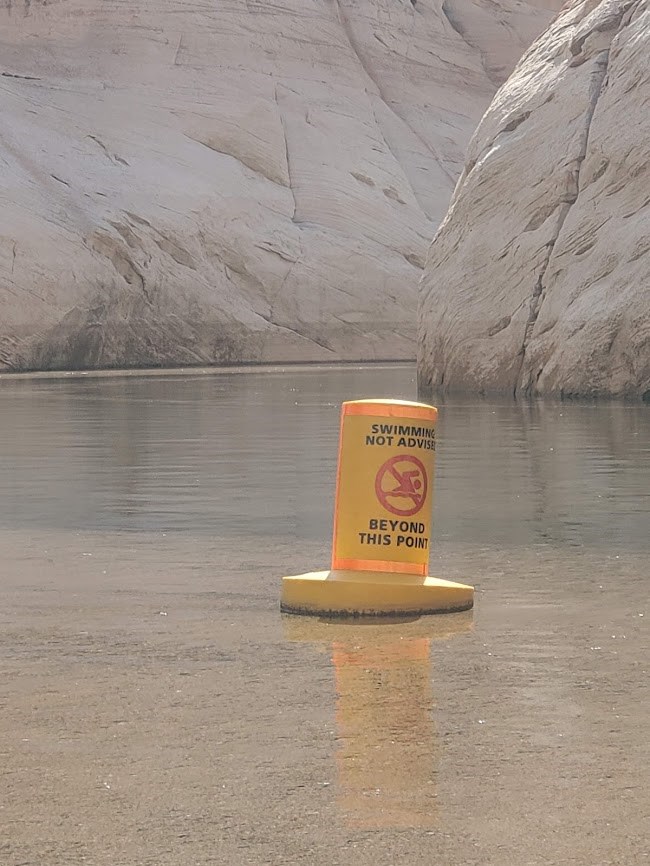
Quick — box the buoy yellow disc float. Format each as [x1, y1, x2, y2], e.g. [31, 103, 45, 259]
[281, 398, 474, 617]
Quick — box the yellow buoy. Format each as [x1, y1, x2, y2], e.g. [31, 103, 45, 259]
[281, 398, 474, 616]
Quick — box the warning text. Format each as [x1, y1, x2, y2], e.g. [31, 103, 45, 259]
[365, 424, 435, 451]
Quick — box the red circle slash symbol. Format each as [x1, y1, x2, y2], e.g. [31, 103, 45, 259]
[375, 455, 428, 517]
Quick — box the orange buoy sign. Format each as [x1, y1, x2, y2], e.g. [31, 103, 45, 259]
[331, 399, 437, 576]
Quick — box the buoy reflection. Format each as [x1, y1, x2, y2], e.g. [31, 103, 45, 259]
[284, 614, 472, 829]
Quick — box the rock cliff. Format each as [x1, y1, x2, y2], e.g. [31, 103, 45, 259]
[0, 0, 558, 371]
[419, 0, 650, 399]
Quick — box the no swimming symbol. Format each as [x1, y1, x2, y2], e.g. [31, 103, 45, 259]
[374, 455, 428, 517]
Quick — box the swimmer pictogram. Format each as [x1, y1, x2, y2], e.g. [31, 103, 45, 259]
[375, 455, 428, 517]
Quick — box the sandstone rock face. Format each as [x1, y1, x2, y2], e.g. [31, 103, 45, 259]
[0, 0, 558, 371]
[419, 0, 650, 399]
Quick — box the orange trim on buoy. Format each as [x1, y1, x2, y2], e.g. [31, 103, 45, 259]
[330, 557, 427, 575]
[342, 400, 438, 422]
[330, 403, 347, 570]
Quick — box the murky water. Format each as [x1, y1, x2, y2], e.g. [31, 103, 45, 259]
[0, 365, 648, 865]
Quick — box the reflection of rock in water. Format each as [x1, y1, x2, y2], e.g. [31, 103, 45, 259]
[332, 637, 437, 830]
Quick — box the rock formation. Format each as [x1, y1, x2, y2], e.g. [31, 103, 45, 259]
[0, 0, 558, 371]
[419, 0, 650, 399]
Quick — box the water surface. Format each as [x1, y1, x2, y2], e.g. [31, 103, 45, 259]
[1, 365, 648, 865]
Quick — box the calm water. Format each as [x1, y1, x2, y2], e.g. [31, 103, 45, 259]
[0, 365, 648, 866]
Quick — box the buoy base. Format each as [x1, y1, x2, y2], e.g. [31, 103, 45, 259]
[280, 569, 474, 618]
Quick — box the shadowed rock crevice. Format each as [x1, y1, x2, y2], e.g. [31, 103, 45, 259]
[516, 46, 612, 396]
[333, 0, 460, 204]
[441, 0, 502, 87]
